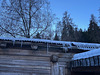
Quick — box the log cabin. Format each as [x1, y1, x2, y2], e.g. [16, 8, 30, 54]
[0, 37, 100, 75]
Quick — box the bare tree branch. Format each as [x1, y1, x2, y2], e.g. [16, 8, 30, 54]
[0, 0, 54, 38]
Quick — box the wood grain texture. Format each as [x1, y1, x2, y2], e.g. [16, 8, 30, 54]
[0, 48, 73, 75]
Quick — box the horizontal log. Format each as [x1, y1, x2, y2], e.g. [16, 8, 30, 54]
[58, 58, 72, 62]
[0, 63, 51, 70]
[0, 72, 29, 75]
[0, 59, 51, 67]
[0, 49, 74, 57]
[0, 55, 50, 61]
[0, 72, 50, 75]
[0, 67, 51, 74]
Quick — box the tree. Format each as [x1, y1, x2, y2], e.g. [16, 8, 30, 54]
[54, 33, 59, 40]
[0, 0, 54, 38]
[79, 29, 88, 42]
[36, 33, 41, 39]
[74, 27, 79, 42]
[61, 21, 67, 41]
[87, 14, 100, 43]
[61, 11, 75, 41]
[55, 21, 62, 40]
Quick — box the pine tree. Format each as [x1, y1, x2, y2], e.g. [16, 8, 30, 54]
[88, 14, 100, 43]
[54, 33, 59, 40]
[56, 21, 62, 40]
[61, 21, 67, 41]
[36, 33, 41, 39]
[61, 11, 75, 41]
[74, 27, 79, 42]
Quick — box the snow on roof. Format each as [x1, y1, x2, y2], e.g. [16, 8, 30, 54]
[0, 37, 100, 50]
[72, 48, 100, 60]
[0, 37, 71, 44]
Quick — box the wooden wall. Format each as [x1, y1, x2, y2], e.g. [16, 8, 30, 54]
[0, 48, 74, 75]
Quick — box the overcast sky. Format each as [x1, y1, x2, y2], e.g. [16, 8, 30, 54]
[49, 0, 100, 30]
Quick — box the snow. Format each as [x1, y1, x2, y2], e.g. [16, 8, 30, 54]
[0, 37, 100, 51]
[0, 37, 71, 44]
[72, 48, 100, 60]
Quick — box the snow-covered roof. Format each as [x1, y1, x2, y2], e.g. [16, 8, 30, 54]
[72, 48, 100, 60]
[0, 37, 71, 44]
[0, 37, 99, 45]
[0, 37, 100, 51]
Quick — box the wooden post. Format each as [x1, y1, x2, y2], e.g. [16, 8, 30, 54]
[47, 43, 49, 54]
[79, 60, 80, 67]
[21, 41, 23, 47]
[13, 40, 15, 46]
[73, 61, 75, 67]
[80, 59, 82, 67]
[84, 58, 87, 66]
[85, 58, 87, 66]
[83, 59, 85, 66]
[75, 60, 76, 67]
[89, 57, 91, 66]
[76, 60, 78, 67]
[73, 61, 74, 67]
[59, 66, 65, 75]
[82, 59, 83, 67]
[71, 61, 73, 67]
[51, 62, 59, 75]
[65, 67, 71, 75]
[79, 60, 81, 67]
[78, 60, 79, 67]
[80, 59, 82, 66]
[93, 56, 95, 66]
[94, 56, 98, 66]
[63, 44, 65, 52]
[98, 56, 99, 66]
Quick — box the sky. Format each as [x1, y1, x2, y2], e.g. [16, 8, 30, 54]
[49, 0, 100, 30]
[0, 0, 100, 30]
